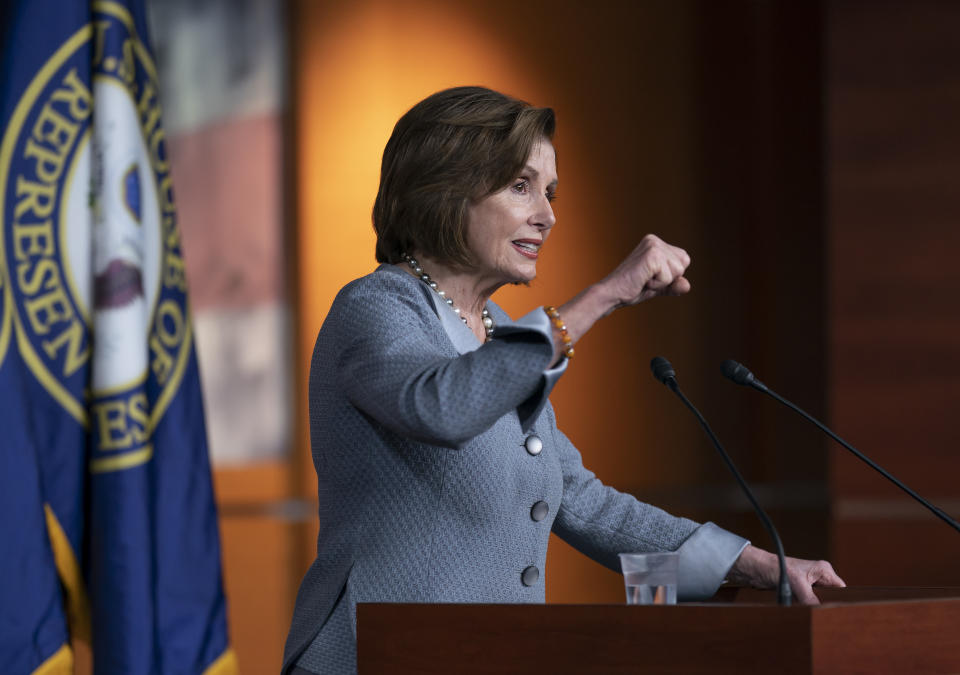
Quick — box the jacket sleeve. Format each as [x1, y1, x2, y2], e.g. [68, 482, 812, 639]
[328, 272, 560, 448]
[545, 404, 749, 600]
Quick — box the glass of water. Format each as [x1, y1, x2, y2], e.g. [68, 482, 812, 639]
[618, 552, 679, 605]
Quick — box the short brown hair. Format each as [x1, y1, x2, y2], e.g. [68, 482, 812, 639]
[373, 86, 555, 266]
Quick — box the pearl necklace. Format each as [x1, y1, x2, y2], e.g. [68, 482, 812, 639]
[402, 253, 495, 342]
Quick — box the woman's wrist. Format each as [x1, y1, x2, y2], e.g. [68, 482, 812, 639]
[537, 284, 614, 365]
[559, 282, 620, 334]
[591, 279, 627, 318]
[727, 545, 778, 589]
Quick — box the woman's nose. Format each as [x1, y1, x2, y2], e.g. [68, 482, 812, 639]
[531, 194, 556, 229]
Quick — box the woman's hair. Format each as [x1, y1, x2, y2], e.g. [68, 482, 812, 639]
[373, 86, 555, 266]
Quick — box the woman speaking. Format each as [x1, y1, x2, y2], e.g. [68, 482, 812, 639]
[283, 86, 843, 674]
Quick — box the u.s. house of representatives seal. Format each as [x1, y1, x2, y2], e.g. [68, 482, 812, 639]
[0, 1, 193, 473]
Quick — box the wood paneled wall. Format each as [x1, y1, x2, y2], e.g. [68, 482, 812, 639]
[681, 0, 828, 555]
[827, 0, 960, 583]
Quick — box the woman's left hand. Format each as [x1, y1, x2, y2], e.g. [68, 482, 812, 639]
[728, 544, 846, 605]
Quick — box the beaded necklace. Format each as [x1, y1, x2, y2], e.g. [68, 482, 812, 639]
[402, 253, 495, 342]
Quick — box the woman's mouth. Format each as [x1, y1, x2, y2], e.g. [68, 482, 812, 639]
[511, 240, 541, 259]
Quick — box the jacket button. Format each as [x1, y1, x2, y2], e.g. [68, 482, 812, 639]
[524, 435, 543, 456]
[530, 501, 549, 522]
[521, 565, 540, 586]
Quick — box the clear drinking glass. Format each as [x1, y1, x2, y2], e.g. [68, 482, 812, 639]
[618, 552, 679, 605]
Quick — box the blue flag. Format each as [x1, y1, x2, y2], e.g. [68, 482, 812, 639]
[1, 1, 237, 673]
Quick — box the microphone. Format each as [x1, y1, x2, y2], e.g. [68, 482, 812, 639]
[721, 359, 960, 534]
[650, 356, 792, 606]
[720, 359, 767, 391]
[650, 356, 677, 388]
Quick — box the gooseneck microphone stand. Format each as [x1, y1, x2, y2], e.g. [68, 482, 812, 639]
[721, 359, 960, 535]
[651, 357, 792, 606]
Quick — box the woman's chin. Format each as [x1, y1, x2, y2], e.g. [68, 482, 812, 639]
[507, 267, 537, 285]
[515, 259, 540, 281]
[483, 261, 537, 287]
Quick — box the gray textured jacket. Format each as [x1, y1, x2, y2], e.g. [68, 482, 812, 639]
[283, 265, 747, 674]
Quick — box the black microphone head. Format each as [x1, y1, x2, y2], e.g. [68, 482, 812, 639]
[650, 356, 677, 386]
[721, 359, 754, 386]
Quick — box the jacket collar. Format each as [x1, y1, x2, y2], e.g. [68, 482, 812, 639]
[378, 264, 506, 355]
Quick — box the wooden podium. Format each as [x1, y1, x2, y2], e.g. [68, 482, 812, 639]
[357, 588, 960, 674]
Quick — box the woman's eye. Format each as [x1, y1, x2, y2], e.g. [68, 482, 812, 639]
[546, 191, 557, 203]
[512, 179, 529, 194]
